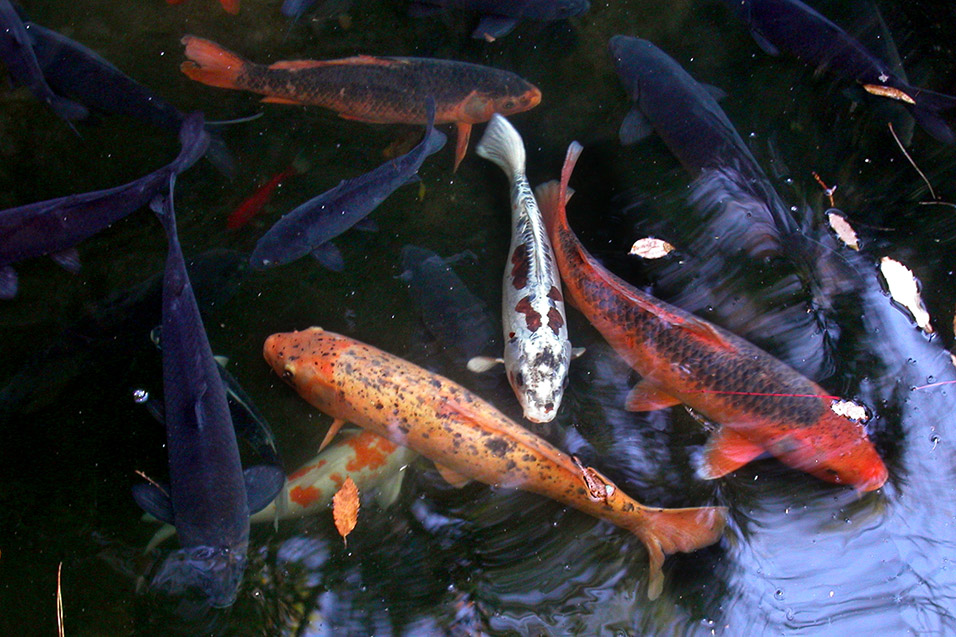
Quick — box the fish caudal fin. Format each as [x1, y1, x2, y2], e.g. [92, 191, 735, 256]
[535, 141, 582, 236]
[180, 36, 247, 90]
[634, 505, 727, 600]
[475, 114, 525, 177]
[909, 87, 956, 145]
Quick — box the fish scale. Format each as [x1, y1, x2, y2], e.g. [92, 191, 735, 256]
[264, 327, 727, 600]
[536, 142, 888, 491]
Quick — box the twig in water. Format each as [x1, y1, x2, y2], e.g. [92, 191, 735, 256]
[888, 122, 936, 200]
[134, 470, 169, 498]
[57, 562, 65, 637]
[812, 172, 837, 207]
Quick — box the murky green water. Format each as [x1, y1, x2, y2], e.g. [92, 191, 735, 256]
[2, 0, 956, 634]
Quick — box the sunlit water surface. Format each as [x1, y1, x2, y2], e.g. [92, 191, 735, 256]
[1, 0, 956, 635]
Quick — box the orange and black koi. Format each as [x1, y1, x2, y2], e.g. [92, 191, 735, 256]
[180, 36, 541, 170]
[537, 142, 888, 492]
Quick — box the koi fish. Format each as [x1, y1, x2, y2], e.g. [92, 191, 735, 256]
[721, 0, 956, 144]
[263, 327, 727, 599]
[133, 187, 284, 607]
[167, 0, 239, 15]
[180, 35, 541, 170]
[407, 0, 590, 40]
[145, 430, 417, 552]
[536, 142, 888, 492]
[227, 162, 304, 230]
[0, 113, 209, 300]
[0, 0, 87, 126]
[469, 114, 579, 423]
[249, 97, 445, 271]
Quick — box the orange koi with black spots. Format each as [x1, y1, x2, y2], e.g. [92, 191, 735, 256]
[264, 327, 726, 599]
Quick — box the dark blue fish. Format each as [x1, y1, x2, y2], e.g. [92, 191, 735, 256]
[281, 0, 351, 22]
[23, 18, 235, 176]
[399, 244, 498, 365]
[250, 97, 446, 271]
[721, 0, 956, 144]
[0, 0, 87, 125]
[408, 0, 589, 39]
[133, 189, 283, 607]
[0, 113, 209, 299]
[608, 35, 797, 240]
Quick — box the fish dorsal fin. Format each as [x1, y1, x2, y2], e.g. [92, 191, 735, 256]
[244, 465, 286, 514]
[625, 380, 682, 412]
[131, 483, 175, 524]
[268, 56, 397, 71]
[261, 96, 305, 105]
[681, 315, 737, 353]
[696, 427, 765, 480]
[435, 462, 471, 488]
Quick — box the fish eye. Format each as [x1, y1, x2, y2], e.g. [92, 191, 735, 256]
[514, 372, 525, 387]
[503, 100, 516, 110]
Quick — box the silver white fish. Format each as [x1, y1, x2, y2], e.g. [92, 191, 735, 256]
[470, 114, 580, 423]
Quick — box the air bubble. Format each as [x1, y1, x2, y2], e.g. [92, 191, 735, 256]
[132, 389, 149, 404]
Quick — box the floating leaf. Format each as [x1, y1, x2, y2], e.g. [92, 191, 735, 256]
[332, 476, 359, 545]
[629, 237, 675, 259]
[862, 84, 915, 104]
[827, 211, 859, 250]
[880, 256, 933, 333]
[831, 399, 868, 422]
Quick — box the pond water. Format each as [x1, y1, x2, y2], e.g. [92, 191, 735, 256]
[2, 0, 956, 635]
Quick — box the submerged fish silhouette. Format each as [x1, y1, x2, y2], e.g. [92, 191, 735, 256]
[536, 142, 888, 492]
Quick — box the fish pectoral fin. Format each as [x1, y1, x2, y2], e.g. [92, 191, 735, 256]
[50, 247, 81, 273]
[311, 243, 345, 272]
[701, 83, 727, 102]
[625, 380, 682, 412]
[260, 96, 306, 105]
[0, 266, 17, 299]
[682, 316, 737, 353]
[214, 355, 230, 368]
[454, 122, 472, 172]
[144, 524, 178, 554]
[749, 28, 780, 56]
[353, 217, 379, 232]
[571, 346, 586, 360]
[435, 463, 471, 488]
[318, 418, 348, 452]
[244, 464, 286, 514]
[374, 467, 409, 508]
[696, 428, 765, 480]
[131, 483, 175, 524]
[619, 108, 654, 145]
[472, 16, 519, 41]
[467, 356, 504, 373]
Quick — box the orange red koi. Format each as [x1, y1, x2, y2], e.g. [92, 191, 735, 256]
[536, 142, 888, 492]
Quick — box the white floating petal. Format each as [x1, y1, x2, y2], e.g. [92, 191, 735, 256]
[629, 237, 675, 259]
[880, 256, 933, 333]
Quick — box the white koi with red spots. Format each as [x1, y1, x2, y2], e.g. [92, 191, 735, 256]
[473, 113, 575, 423]
[144, 430, 416, 551]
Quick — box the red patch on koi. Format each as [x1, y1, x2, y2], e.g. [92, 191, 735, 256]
[547, 307, 564, 336]
[290, 485, 322, 507]
[287, 458, 327, 481]
[345, 432, 399, 472]
[515, 296, 541, 332]
[510, 246, 530, 289]
[329, 472, 344, 487]
[547, 286, 563, 302]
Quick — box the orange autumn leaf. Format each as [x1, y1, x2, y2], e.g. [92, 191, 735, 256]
[333, 476, 359, 544]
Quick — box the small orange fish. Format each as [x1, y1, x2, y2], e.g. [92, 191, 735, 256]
[264, 327, 726, 599]
[536, 142, 888, 492]
[166, 0, 239, 15]
[226, 164, 302, 230]
[180, 36, 541, 170]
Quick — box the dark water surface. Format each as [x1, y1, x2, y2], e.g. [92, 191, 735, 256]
[2, 0, 956, 634]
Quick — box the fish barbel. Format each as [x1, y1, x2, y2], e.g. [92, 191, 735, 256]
[536, 142, 888, 492]
[472, 114, 575, 423]
[264, 326, 726, 599]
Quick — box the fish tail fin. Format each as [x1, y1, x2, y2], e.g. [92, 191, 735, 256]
[475, 113, 525, 177]
[909, 87, 956, 144]
[180, 36, 247, 90]
[534, 141, 582, 237]
[632, 505, 727, 600]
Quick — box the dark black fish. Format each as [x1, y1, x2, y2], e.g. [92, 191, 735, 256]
[721, 0, 956, 143]
[408, 0, 589, 40]
[399, 244, 498, 365]
[133, 189, 283, 607]
[23, 18, 235, 176]
[0, 113, 209, 299]
[0, 0, 87, 125]
[249, 97, 446, 271]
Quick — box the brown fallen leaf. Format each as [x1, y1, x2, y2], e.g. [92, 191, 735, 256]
[862, 84, 915, 104]
[333, 476, 359, 546]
